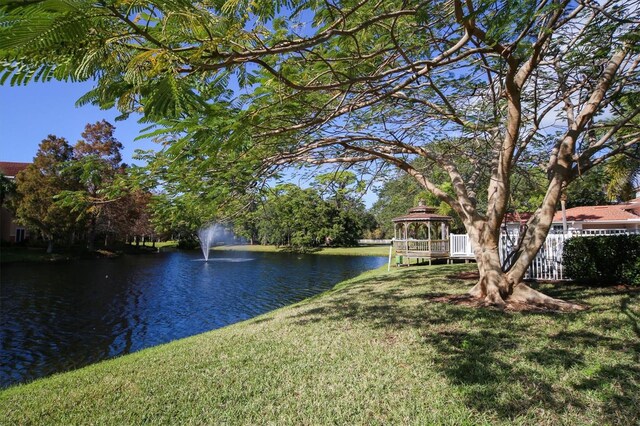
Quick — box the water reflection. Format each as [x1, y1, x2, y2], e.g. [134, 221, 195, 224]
[1, 250, 385, 387]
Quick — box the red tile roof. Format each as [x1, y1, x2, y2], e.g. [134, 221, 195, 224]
[0, 162, 30, 178]
[504, 212, 533, 223]
[552, 204, 640, 222]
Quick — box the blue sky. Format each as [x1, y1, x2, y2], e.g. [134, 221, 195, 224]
[0, 81, 156, 165]
[1, 80, 379, 207]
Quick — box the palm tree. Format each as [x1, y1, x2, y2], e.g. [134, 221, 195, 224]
[605, 146, 640, 202]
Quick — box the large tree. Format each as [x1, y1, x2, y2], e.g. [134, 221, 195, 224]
[58, 120, 127, 249]
[13, 136, 79, 252]
[2, 0, 639, 307]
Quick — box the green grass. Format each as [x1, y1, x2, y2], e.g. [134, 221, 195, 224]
[2, 264, 639, 425]
[215, 244, 391, 256]
[0, 244, 159, 264]
[0, 247, 72, 263]
[155, 240, 179, 249]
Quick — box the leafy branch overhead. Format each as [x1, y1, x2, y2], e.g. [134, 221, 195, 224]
[2, 0, 639, 307]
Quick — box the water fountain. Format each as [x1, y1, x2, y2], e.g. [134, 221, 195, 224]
[198, 223, 219, 261]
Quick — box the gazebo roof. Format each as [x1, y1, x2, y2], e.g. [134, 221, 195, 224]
[392, 201, 452, 223]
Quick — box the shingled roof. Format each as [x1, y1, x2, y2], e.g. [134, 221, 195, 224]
[552, 203, 640, 223]
[392, 202, 452, 222]
[0, 162, 30, 178]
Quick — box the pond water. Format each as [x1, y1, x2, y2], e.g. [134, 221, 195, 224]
[1, 250, 386, 388]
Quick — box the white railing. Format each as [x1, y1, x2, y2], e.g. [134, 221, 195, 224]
[500, 233, 568, 280]
[450, 234, 474, 257]
[393, 239, 449, 255]
[501, 229, 639, 280]
[394, 229, 638, 281]
[358, 239, 393, 245]
[569, 228, 639, 236]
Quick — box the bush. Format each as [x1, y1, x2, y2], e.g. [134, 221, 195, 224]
[563, 235, 640, 285]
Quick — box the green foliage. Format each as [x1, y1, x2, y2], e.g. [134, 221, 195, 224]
[56, 120, 132, 249]
[603, 145, 640, 202]
[1, 0, 638, 280]
[370, 172, 424, 238]
[563, 157, 640, 208]
[371, 170, 466, 237]
[12, 123, 154, 251]
[563, 235, 640, 285]
[565, 166, 610, 208]
[0, 172, 16, 206]
[248, 182, 371, 251]
[257, 184, 327, 250]
[13, 135, 80, 249]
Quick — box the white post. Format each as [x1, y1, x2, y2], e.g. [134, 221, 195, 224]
[387, 239, 394, 271]
[561, 192, 568, 235]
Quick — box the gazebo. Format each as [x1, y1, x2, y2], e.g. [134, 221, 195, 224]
[391, 200, 452, 265]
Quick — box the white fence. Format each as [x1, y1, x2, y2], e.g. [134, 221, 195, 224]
[358, 239, 392, 245]
[500, 233, 568, 280]
[450, 234, 474, 258]
[451, 229, 639, 281]
[567, 229, 637, 236]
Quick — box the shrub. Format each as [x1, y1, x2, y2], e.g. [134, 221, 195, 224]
[563, 235, 640, 285]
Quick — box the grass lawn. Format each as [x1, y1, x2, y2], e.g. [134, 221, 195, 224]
[2, 264, 639, 425]
[155, 240, 179, 249]
[0, 247, 73, 263]
[1, 244, 159, 264]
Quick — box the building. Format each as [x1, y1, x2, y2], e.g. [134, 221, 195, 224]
[550, 199, 640, 234]
[0, 161, 30, 243]
[391, 200, 454, 265]
[501, 199, 640, 235]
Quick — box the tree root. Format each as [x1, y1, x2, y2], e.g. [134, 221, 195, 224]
[467, 282, 588, 312]
[468, 282, 482, 298]
[504, 283, 588, 312]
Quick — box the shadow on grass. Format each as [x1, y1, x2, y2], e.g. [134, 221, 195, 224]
[289, 264, 640, 423]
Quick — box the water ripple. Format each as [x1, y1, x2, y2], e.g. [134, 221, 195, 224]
[1, 250, 385, 387]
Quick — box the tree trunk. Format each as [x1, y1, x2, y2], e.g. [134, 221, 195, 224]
[469, 244, 513, 306]
[46, 239, 54, 254]
[467, 226, 584, 310]
[87, 216, 96, 251]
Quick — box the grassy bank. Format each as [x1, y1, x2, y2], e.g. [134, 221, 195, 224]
[2, 264, 639, 425]
[0, 244, 159, 264]
[215, 244, 391, 257]
[0, 243, 389, 263]
[0, 246, 72, 263]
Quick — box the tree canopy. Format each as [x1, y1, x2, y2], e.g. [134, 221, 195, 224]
[12, 123, 154, 251]
[2, 0, 639, 307]
[13, 135, 78, 252]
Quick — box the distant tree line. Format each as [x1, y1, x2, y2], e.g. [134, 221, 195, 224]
[149, 170, 377, 251]
[9, 122, 636, 253]
[8, 121, 154, 253]
[232, 172, 376, 251]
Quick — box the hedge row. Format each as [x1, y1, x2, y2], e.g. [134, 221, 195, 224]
[563, 234, 640, 285]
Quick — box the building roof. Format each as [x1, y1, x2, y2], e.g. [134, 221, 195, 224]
[392, 202, 452, 222]
[503, 212, 533, 224]
[0, 162, 30, 178]
[552, 204, 640, 223]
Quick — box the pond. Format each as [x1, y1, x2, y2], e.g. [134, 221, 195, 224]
[1, 250, 386, 388]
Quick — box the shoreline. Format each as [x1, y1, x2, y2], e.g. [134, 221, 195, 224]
[0, 244, 391, 264]
[2, 262, 638, 424]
